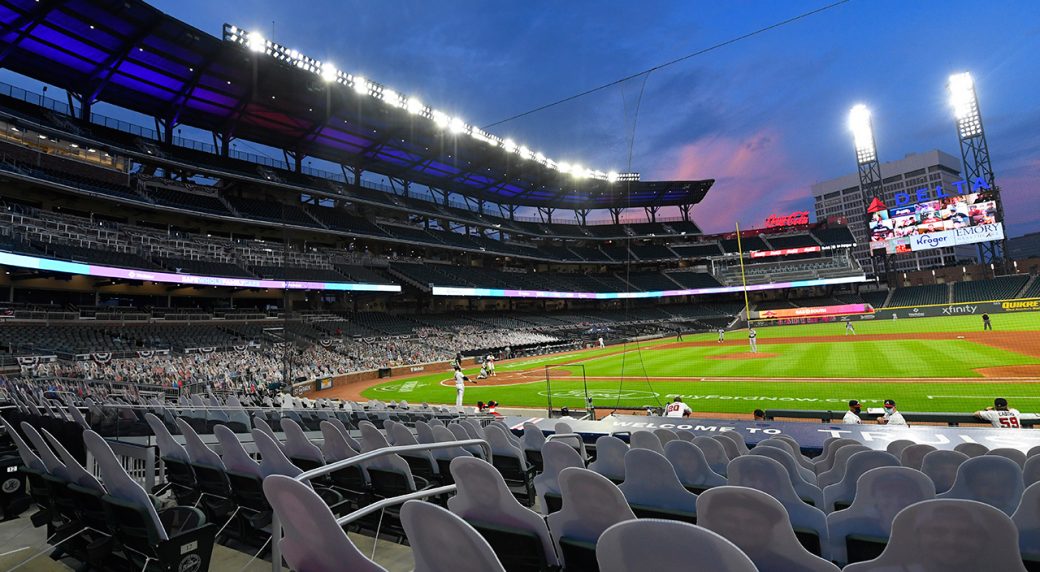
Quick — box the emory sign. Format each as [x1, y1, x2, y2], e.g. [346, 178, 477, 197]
[765, 211, 810, 228]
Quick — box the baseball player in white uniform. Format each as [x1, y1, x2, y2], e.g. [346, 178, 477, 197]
[718, 328, 725, 343]
[485, 354, 496, 376]
[974, 397, 1022, 428]
[453, 366, 473, 408]
[843, 400, 863, 424]
[598, 337, 605, 348]
[878, 399, 906, 425]
[748, 328, 758, 353]
[664, 396, 692, 418]
[845, 320, 856, 336]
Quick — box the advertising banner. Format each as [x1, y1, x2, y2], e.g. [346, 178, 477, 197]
[755, 303, 872, 320]
[872, 298, 1040, 320]
[749, 246, 822, 258]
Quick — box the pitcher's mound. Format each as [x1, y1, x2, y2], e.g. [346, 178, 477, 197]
[708, 352, 777, 360]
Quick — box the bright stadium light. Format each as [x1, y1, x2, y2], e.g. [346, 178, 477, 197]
[431, 110, 450, 129]
[948, 72, 982, 138]
[405, 97, 424, 115]
[502, 139, 517, 153]
[352, 77, 368, 95]
[247, 31, 265, 53]
[320, 63, 337, 83]
[848, 104, 877, 164]
[607, 171, 619, 183]
[448, 116, 466, 134]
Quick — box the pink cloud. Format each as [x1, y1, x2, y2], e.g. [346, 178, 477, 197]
[655, 129, 813, 233]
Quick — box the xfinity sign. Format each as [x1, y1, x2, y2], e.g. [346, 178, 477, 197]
[893, 177, 991, 207]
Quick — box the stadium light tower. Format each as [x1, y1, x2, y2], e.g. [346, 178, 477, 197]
[948, 72, 1005, 264]
[849, 104, 885, 278]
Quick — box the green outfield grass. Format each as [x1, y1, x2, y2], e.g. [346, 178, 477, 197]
[360, 312, 1040, 414]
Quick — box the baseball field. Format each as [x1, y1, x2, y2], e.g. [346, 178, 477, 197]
[349, 312, 1040, 415]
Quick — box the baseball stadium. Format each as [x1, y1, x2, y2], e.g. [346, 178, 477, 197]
[0, 1, 1038, 571]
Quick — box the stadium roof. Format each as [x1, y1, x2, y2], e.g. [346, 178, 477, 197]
[0, 0, 714, 210]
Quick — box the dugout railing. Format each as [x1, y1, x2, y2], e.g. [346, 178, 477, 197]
[763, 408, 1040, 427]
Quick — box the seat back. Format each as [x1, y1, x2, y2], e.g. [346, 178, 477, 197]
[361, 422, 391, 452]
[41, 428, 103, 492]
[822, 450, 901, 513]
[619, 448, 698, 516]
[629, 431, 664, 454]
[431, 425, 474, 462]
[899, 443, 937, 470]
[692, 436, 730, 476]
[448, 457, 559, 567]
[989, 447, 1028, 468]
[699, 486, 840, 572]
[843, 499, 1027, 572]
[1012, 481, 1040, 560]
[938, 455, 1024, 515]
[749, 445, 823, 506]
[718, 430, 750, 455]
[825, 466, 935, 566]
[144, 412, 189, 462]
[82, 430, 169, 542]
[174, 418, 224, 469]
[522, 423, 546, 452]
[281, 417, 325, 465]
[213, 424, 261, 477]
[402, 500, 506, 572]
[252, 416, 284, 450]
[595, 519, 758, 572]
[817, 444, 870, 488]
[812, 438, 860, 474]
[546, 468, 636, 567]
[415, 421, 437, 444]
[19, 422, 68, 479]
[954, 442, 989, 458]
[664, 440, 726, 492]
[1025, 455, 1040, 488]
[263, 475, 387, 572]
[533, 441, 584, 515]
[885, 439, 916, 457]
[652, 428, 678, 445]
[589, 435, 628, 482]
[253, 429, 303, 478]
[921, 449, 970, 494]
[712, 434, 740, 460]
[758, 438, 815, 482]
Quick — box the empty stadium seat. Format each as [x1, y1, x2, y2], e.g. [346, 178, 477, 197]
[821, 450, 901, 513]
[749, 445, 824, 506]
[547, 468, 636, 571]
[1013, 482, 1040, 567]
[921, 450, 970, 494]
[618, 448, 698, 523]
[938, 455, 1025, 515]
[698, 486, 840, 572]
[596, 519, 757, 572]
[825, 466, 936, 566]
[403, 499, 507, 572]
[589, 435, 628, 483]
[664, 440, 727, 494]
[842, 499, 1028, 572]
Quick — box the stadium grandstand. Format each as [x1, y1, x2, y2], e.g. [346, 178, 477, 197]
[0, 1, 1039, 571]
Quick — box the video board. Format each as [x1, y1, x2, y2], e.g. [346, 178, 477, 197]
[868, 192, 1003, 255]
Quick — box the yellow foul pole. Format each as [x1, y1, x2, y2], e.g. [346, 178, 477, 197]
[734, 222, 752, 327]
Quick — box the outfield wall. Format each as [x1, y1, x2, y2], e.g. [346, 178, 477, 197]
[862, 298, 1040, 320]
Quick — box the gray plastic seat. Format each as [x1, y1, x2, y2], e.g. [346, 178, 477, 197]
[699, 486, 840, 572]
[652, 428, 678, 445]
[361, 422, 391, 452]
[253, 416, 285, 451]
[264, 475, 386, 572]
[921, 449, 970, 494]
[253, 429, 302, 479]
[1025, 455, 1040, 488]
[899, 443, 938, 471]
[391, 423, 439, 476]
[1012, 481, 1040, 564]
[885, 439, 916, 457]
[719, 430, 750, 455]
[448, 424, 486, 459]
[83, 430, 171, 541]
[588, 435, 628, 483]
[630, 431, 664, 454]
[145, 412, 189, 463]
[775, 435, 814, 471]
[988, 447, 1028, 468]
[415, 421, 437, 444]
[692, 436, 730, 476]
[749, 444, 824, 507]
[953, 442, 989, 458]
[727, 455, 831, 560]
[42, 427, 103, 492]
[403, 499, 507, 572]
[664, 440, 726, 492]
[214, 425, 261, 478]
[20, 422, 68, 479]
[281, 418, 325, 465]
[1029, 445, 1040, 458]
[534, 441, 584, 515]
[812, 438, 860, 475]
[596, 519, 757, 572]
[174, 418, 225, 469]
[522, 422, 546, 453]
[448, 457, 559, 568]
[619, 448, 698, 520]
[712, 434, 741, 460]
[546, 468, 636, 569]
[822, 450, 901, 513]
[431, 425, 474, 464]
[938, 455, 1024, 515]
[843, 499, 1028, 572]
[826, 466, 936, 566]
[224, 396, 253, 430]
[817, 444, 870, 488]
[758, 438, 815, 483]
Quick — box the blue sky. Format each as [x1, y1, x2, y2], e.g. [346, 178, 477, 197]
[4, 1, 1038, 236]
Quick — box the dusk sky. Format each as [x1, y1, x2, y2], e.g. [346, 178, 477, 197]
[4, 1, 1037, 236]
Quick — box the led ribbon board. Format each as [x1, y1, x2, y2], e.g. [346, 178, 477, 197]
[753, 303, 873, 320]
[431, 275, 868, 300]
[0, 251, 401, 292]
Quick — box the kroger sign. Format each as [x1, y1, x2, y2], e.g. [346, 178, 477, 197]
[909, 222, 1005, 252]
[893, 177, 991, 207]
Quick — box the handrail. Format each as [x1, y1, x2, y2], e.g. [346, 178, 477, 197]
[270, 438, 491, 571]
